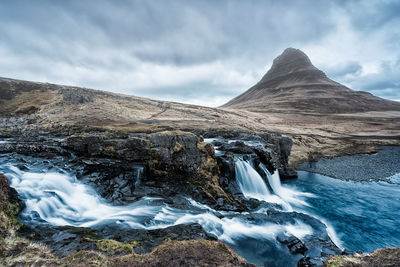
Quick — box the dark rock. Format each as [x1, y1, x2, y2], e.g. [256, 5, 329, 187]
[97, 223, 216, 254]
[279, 166, 298, 179]
[217, 154, 242, 197]
[297, 257, 319, 267]
[21, 222, 216, 257]
[220, 141, 254, 154]
[277, 233, 308, 254]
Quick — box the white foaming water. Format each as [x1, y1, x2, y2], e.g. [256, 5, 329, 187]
[235, 158, 294, 210]
[259, 164, 314, 207]
[0, 163, 313, 245]
[235, 158, 272, 199]
[232, 158, 344, 249]
[134, 167, 144, 187]
[389, 173, 400, 184]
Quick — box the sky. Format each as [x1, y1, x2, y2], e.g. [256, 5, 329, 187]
[0, 0, 399, 107]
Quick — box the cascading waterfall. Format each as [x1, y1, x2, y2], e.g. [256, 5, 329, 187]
[234, 157, 310, 210]
[232, 157, 344, 252]
[0, 162, 313, 245]
[258, 163, 313, 207]
[234, 158, 272, 200]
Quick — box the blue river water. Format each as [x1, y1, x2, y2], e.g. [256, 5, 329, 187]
[1, 152, 400, 266]
[286, 171, 400, 252]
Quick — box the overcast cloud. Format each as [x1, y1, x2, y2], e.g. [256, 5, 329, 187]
[0, 0, 399, 106]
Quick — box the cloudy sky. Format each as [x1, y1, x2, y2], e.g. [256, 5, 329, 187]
[1, 0, 399, 106]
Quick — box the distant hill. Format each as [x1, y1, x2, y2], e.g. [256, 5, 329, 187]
[221, 48, 400, 113]
[0, 76, 268, 133]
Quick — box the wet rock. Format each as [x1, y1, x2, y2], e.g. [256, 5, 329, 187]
[220, 141, 254, 154]
[279, 166, 298, 179]
[277, 233, 308, 254]
[217, 153, 242, 197]
[232, 210, 341, 263]
[298, 256, 319, 267]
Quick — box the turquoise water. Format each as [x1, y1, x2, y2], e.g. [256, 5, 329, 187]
[2, 152, 400, 266]
[286, 171, 400, 252]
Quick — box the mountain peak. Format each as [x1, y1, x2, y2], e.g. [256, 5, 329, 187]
[259, 47, 326, 84]
[274, 48, 312, 66]
[221, 48, 400, 113]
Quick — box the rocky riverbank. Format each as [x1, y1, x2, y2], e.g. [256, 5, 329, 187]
[0, 116, 346, 266]
[297, 146, 400, 182]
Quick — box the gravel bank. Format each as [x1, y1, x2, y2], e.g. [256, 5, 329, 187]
[297, 146, 400, 182]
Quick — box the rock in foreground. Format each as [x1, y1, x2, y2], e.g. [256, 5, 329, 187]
[326, 247, 400, 267]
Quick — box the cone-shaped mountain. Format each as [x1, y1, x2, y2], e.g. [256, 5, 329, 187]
[222, 48, 400, 113]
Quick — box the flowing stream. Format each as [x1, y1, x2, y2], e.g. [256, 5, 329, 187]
[0, 156, 314, 266]
[2, 153, 400, 266]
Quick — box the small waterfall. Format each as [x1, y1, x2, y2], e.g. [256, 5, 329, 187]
[235, 158, 272, 200]
[134, 167, 144, 187]
[259, 164, 283, 195]
[234, 158, 292, 209]
[259, 163, 313, 207]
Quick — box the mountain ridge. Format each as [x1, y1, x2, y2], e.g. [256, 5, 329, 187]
[222, 48, 400, 113]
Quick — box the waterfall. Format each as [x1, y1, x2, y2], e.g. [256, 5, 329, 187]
[259, 164, 283, 195]
[234, 158, 292, 209]
[0, 162, 313, 244]
[134, 167, 144, 187]
[234, 158, 272, 199]
[259, 163, 313, 207]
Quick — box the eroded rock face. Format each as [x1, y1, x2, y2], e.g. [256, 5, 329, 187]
[44, 131, 230, 207]
[59, 88, 93, 104]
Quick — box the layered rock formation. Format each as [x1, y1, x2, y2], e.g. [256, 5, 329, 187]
[222, 48, 400, 113]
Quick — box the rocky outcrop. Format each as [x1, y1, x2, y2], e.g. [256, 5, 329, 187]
[0, 173, 25, 258]
[59, 88, 93, 104]
[0, 173, 24, 237]
[59, 131, 233, 207]
[202, 130, 297, 185]
[325, 247, 400, 267]
[0, 128, 238, 208]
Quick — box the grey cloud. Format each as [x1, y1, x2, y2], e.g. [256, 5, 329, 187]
[0, 0, 399, 106]
[346, 60, 400, 100]
[325, 61, 363, 79]
[340, 0, 400, 32]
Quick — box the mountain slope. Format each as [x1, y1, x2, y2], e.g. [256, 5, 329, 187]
[222, 48, 400, 113]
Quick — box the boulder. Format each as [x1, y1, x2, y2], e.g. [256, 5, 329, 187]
[277, 233, 308, 254]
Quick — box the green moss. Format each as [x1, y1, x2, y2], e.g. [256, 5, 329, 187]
[325, 257, 345, 267]
[95, 239, 136, 255]
[66, 250, 107, 266]
[187, 179, 202, 186]
[325, 255, 362, 267]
